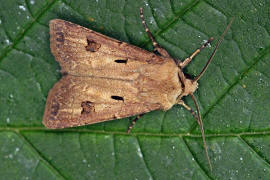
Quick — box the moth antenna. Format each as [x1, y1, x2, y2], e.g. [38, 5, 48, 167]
[179, 37, 214, 69]
[190, 93, 212, 171]
[193, 17, 234, 82]
[139, 7, 170, 57]
[139, 7, 159, 49]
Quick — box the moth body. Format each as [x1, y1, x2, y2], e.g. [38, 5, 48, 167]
[44, 19, 189, 129]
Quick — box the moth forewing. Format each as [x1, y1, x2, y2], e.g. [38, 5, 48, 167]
[44, 19, 182, 129]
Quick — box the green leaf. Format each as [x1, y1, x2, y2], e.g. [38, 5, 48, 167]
[1, 0, 270, 179]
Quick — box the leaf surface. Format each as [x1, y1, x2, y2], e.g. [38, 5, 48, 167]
[0, 0, 270, 179]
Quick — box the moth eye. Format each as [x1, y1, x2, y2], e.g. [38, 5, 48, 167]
[114, 59, 128, 64]
[85, 39, 101, 52]
[111, 96, 124, 101]
[81, 101, 95, 114]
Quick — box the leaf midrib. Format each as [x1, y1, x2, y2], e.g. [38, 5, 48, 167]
[2, 127, 270, 138]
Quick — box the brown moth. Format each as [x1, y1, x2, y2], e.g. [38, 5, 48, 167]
[43, 7, 233, 170]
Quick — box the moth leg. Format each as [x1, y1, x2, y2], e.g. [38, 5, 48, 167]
[179, 37, 214, 68]
[127, 115, 142, 133]
[177, 100, 198, 119]
[178, 99, 212, 171]
[140, 8, 170, 57]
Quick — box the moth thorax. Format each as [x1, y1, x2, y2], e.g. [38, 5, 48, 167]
[182, 79, 198, 97]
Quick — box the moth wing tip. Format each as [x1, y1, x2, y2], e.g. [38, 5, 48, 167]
[49, 19, 64, 25]
[42, 115, 74, 129]
[42, 114, 59, 129]
[42, 118, 55, 129]
[49, 19, 67, 32]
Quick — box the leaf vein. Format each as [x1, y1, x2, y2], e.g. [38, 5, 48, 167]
[136, 136, 154, 180]
[17, 130, 66, 179]
[0, 0, 58, 64]
[239, 136, 270, 167]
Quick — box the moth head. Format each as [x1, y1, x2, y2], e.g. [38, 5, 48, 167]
[179, 17, 234, 98]
[181, 78, 198, 97]
[176, 18, 234, 172]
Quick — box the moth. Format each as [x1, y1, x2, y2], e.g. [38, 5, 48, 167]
[43, 8, 233, 170]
